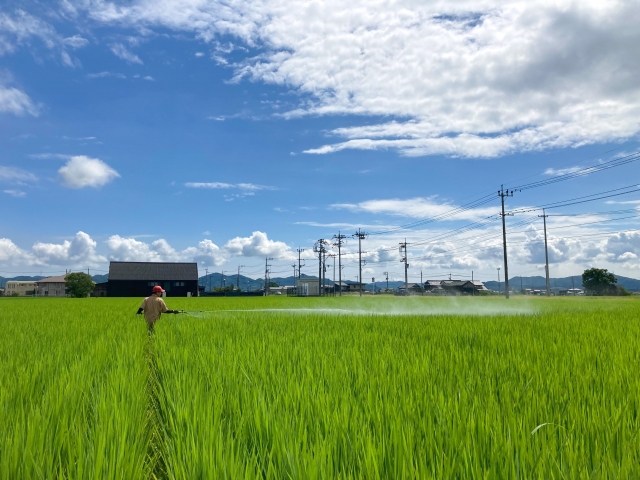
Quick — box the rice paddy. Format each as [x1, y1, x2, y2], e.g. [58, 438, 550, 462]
[1, 296, 639, 479]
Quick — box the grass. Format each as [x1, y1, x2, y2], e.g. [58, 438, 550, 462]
[1, 296, 639, 478]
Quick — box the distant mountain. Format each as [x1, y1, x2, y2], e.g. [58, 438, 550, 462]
[92, 274, 108, 284]
[484, 275, 640, 292]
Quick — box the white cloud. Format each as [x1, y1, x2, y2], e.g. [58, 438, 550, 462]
[58, 155, 120, 189]
[109, 43, 143, 64]
[107, 235, 227, 266]
[143, 75, 154, 81]
[32, 231, 106, 266]
[62, 34, 89, 49]
[185, 182, 275, 191]
[544, 166, 583, 176]
[0, 166, 37, 182]
[195, 51, 204, 57]
[79, 0, 640, 158]
[87, 71, 126, 79]
[224, 231, 293, 259]
[330, 197, 497, 221]
[0, 238, 30, 263]
[0, 10, 79, 66]
[0, 84, 39, 116]
[4, 189, 26, 197]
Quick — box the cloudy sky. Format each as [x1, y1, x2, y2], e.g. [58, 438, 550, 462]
[2, 0, 640, 284]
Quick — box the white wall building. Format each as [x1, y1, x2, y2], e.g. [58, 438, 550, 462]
[5, 281, 38, 296]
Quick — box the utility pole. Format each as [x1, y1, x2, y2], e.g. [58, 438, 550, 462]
[221, 271, 225, 289]
[384, 271, 389, 291]
[296, 247, 305, 289]
[472, 270, 474, 296]
[326, 253, 336, 295]
[539, 209, 551, 297]
[291, 263, 297, 281]
[499, 185, 515, 299]
[332, 232, 347, 297]
[237, 265, 245, 290]
[264, 257, 273, 296]
[420, 270, 423, 284]
[399, 239, 409, 294]
[497, 267, 501, 294]
[205, 268, 209, 292]
[314, 240, 329, 297]
[353, 229, 368, 297]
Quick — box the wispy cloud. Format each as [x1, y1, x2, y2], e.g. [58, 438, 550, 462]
[0, 166, 37, 182]
[544, 166, 583, 176]
[109, 43, 142, 64]
[329, 197, 498, 221]
[185, 182, 276, 191]
[0, 84, 39, 116]
[4, 189, 26, 197]
[28, 153, 72, 160]
[295, 221, 395, 230]
[87, 71, 126, 79]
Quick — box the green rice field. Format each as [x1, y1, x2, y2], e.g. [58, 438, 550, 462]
[1, 296, 639, 479]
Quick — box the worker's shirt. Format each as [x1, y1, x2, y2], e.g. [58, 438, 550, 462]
[140, 295, 168, 323]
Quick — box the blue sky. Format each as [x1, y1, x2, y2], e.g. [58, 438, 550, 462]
[1, 0, 640, 283]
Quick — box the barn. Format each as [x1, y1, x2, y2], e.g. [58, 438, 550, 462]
[107, 262, 199, 297]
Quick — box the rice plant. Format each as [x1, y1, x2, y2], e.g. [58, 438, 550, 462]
[1, 296, 639, 479]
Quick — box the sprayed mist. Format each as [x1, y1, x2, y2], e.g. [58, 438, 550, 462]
[183, 297, 538, 317]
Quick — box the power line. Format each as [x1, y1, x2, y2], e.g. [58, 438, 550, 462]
[508, 151, 640, 191]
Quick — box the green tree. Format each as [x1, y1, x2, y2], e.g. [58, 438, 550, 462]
[582, 268, 617, 296]
[65, 272, 95, 298]
[268, 281, 279, 287]
[213, 285, 235, 293]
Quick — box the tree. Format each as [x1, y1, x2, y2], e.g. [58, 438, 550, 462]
[65, 272, 95, 298]
[582, 268, 617, 296]
[268, 281, 279, 287]
[213, 285, 235, 293]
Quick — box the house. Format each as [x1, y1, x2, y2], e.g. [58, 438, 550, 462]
[424, 280, 488, 295]
[37, 274, 68, 297]
[107, 262, 199, 297]
[4, 281, 37, 296]
[424, 280, 444, 293]
[333, 281, 351, 293]
[396, 283, 424, 295]
[441, 280, 485, 295]
[349, 282, 366, 293]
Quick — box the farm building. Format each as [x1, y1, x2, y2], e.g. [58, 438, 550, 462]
[5, 281, 37, 296]
[37, 275, 68, 297]
[106, 262, 199, 297]
[295, 278, 320, 296]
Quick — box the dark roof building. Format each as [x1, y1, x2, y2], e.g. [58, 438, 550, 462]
[107, 262, 198, 297]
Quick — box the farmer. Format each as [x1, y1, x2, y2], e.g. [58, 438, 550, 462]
[136, 285, 181, 334]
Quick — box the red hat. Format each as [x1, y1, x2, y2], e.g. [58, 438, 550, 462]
[152, 285, 165, 293]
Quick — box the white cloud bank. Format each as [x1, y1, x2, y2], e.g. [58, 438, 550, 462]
[77, 0, 640, 158]
[0, 230, 295, 271]
[58, 155, 120, 189]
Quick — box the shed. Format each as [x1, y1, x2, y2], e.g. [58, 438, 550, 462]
[37, 274, 68, 297]
[107, 262, 198, 297]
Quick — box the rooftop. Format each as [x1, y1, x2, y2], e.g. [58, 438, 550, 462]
[108, 262, 198, 281]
